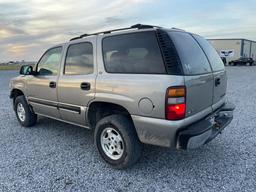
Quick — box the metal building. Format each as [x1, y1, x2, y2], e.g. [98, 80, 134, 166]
[208, 38, 256, 63]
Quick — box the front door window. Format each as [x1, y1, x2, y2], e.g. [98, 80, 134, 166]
[37, 47, 62, 76]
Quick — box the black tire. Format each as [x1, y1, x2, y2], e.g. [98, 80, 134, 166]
[94, 114, 141, 169]
[14, 95, 37, 127]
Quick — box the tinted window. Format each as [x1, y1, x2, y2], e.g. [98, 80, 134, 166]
[64, 43, 93, 75]
[193, 35, 224, 71]
[102, 32, 166, 74]
[168, 32, 212, 75]
[37, 47, 62, 76]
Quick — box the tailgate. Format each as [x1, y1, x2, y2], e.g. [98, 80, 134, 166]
[192, 34, 227, 110]
[168, 31, 214, 117]
[185, 74, 214, 116]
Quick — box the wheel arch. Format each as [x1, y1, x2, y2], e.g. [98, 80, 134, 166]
[87, 101, 133, 129]
[10, 89, 25, 107]
[10, 88, 24, 98]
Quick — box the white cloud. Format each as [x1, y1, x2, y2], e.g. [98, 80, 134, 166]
[157, 1, 256, 40]
[0, 0, 153, 61]
[0, 0, 255, 61]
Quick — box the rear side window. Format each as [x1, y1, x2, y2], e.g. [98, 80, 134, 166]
[102, 32, 166, 74]
[193, 35, 225, 71]
[64, 42, 93, 75]
[168, 32, 212, 75]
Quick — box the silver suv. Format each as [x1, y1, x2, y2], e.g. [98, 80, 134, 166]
[9, 24, 234, 169]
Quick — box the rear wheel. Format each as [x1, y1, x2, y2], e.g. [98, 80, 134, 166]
[14, 95, 37, 127]
[94, 114, 141, 169]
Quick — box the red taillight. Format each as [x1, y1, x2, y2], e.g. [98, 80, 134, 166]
[166, 103, 186, 120]
[166, 87, 186, 120]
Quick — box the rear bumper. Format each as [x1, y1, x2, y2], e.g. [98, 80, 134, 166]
[132, 102, 235, 148]
[177, 102, 235, 149]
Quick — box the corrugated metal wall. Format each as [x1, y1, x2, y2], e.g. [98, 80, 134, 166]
[250, 42, 256, 60]
[243, 40, 251, 58]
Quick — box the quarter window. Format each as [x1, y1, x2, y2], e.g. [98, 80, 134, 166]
[64, 43, 93, 75]
[37, 47, 62, 76]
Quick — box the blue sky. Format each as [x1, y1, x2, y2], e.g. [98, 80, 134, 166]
[0, 0, 255, 62]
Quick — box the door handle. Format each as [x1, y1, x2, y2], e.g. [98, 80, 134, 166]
[80, 82, 90, 90]
[215, 78, 221, 86]
[49, 81, 56, 88]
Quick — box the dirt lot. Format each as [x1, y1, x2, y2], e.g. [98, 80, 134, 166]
[0, 67, 255, 192]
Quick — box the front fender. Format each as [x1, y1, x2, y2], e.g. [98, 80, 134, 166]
[9, 76, 27, 98]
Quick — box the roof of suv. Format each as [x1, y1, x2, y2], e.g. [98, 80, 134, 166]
[69, 24, 186, 42]
[46, 24, 187, 55]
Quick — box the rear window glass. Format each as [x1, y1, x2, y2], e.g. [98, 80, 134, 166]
[102, 32, 166, 74]
[193, 35, 225, 71]
[168, 32, 212, 75]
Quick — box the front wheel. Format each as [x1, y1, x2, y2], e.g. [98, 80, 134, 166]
[94, 114, 141, 169]
[14, 95, 37, 127]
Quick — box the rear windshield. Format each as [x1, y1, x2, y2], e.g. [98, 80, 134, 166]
[193, 35, 225, 72]
[168, 31, 212, 75]
[102, 31, 166, 74]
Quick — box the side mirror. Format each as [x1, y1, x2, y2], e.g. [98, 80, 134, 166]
[19, 65, 33, 75]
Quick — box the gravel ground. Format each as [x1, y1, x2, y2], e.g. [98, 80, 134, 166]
[0, 67, 255, 192]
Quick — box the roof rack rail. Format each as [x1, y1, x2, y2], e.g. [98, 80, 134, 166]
[69, 24, 161, 41]
[171, 27, 185, 31]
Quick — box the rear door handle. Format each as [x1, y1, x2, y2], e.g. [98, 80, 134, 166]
[49, 81, 56, 88]
[215, 78, 221, 86]
[80, 82, 90, 90]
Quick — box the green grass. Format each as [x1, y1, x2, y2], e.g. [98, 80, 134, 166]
[0, 65, 20, 70]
